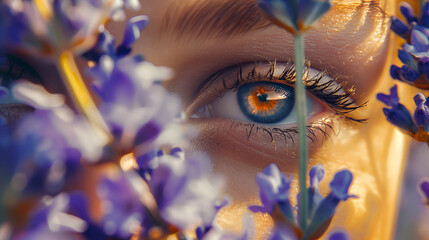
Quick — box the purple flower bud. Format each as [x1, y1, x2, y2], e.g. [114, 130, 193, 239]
[97, 172, 143, 238]
[411, 29, 429, 53]
[255, 163, 292, 213]
[418, 57, 429, 76]
[383, 106, 416, 134]
[390, 16, 410, 39]
[399, 2, 418, 24]
[329, 170, 356, 201]
[117, 15, 149, 57]
[418, 179, 429, 204]
[413, 93, 429, 132]
[376, 85, 399, 107]
[256, 0, 332, 34]
[309, 164, 325, 188]
[401, 64, 421, 82]
[329, 230, 349, 240]
[398, 49, 417, 70]
[390, 65, 402, 80]
[422, 2, 429, 28]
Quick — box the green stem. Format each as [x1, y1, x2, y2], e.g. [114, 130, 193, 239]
[294, 34, 308, 234]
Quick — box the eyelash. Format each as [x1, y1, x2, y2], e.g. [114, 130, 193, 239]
[193, 60, 367, 144]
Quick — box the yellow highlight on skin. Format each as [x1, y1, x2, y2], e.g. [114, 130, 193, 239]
[58, 51, 111, 140]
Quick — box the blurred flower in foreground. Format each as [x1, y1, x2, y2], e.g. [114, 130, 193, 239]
[418, 178, 429, 205]
[251, 163, 356, 239]
[256, 0, 332, 34]
[377, 85, 429, 144]
[390, 2, 429, 89]
[0, 0, 138, 55]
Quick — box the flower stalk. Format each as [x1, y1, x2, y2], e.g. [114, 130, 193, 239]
[57, 51, 111, 140]
[294, 34, 309, 234]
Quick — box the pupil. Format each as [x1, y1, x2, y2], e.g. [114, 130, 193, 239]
[237, 81, 295, 124]
[257, 92, 268, 102]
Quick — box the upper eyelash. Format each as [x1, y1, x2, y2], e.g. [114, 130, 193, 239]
[212, 60, 368, 123]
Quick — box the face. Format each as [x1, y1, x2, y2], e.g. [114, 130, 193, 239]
[0, 0, 406, 238]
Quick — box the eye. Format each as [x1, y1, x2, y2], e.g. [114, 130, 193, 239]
[188, 61, 364, 132]
[195, 81, 323, 125]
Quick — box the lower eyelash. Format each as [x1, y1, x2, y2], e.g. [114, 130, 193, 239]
[228, 114, 353, 146]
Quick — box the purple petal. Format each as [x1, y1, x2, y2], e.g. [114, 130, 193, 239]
[418, 179, 429, 203]
[418, 57, 429, 76]
[411, 29, 429, 53]
[376, 85, 399, 107]
[422, 2, 429, 28]
[309, 164, 325, 188]
[399, 2, 417, 24]
[390, 65, 401, 80]
[401, 64, 421, 82]
[413, 93, 429, 129]
[398, 49, 417, 69]
[329, 230, 349, 240]
[120, 15, 149, 48]
[390, 16, 409, 39]
[329, 170, 355, 201]
[383, 106, 416, 134]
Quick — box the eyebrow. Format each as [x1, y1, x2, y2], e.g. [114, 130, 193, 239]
[160, 0, 384, 42]
[160, 0, 271, 41]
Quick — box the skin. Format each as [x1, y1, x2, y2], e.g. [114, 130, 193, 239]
[109, 0, 410, 238]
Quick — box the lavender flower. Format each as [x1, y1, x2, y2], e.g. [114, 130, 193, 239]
[389, 2, 429, 89]
[377, 85, 429, 143]
[418, 178, 429, 204]
[256, 0, 332, 34]
[89, 54, 181, 157]
[83, 15, 149, 62]
[328, 230, 349, 240]
[251, 164, 356, 239]
[148, 152, 224, 231]
[0, 0, 125, 55]
[97, 172, 144, 238]
[1, 81, 107, 195]
[22, 192, 91, 239]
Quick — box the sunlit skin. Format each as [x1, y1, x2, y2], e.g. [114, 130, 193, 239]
[103, 0, 414, 239]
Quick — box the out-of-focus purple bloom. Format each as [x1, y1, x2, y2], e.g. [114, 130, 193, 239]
[89, 54, 180, 156]
[251, 163, 294, 220]
[308, 164, 325, 218]
[21, 192, 91, 239]
[252, 164, 356, 239]
[378, 85, 429, 143]
[196, 197, 230, 240]
[148, 152, 224, 231]
[83, 15, 149, 62]
[389, 2, 429, 89]
[200, 214, 254, 240]
[328, 230, 349, 240]
[1, 81, 107, 195]
[97, 172, 144, 238]
[0, 0, 120, 55]
[307, 170, 357, 238]
[256, 0, 332, 34]
[418, 178, 429, 204]
[390, 2, 428, 40]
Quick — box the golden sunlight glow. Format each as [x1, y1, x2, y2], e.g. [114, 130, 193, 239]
[120, 153, 138, 171]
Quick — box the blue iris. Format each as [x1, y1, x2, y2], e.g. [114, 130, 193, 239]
[237, 81, 295, 124]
